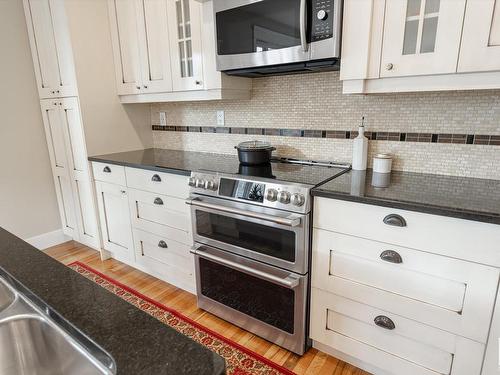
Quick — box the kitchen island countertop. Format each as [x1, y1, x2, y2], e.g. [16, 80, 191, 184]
[0, 227, 225, 375]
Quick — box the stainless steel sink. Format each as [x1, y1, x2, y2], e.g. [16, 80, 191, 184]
[0, 275, 115, 375]
[0, 278, 14, 312]
[0, 316, 109, 375]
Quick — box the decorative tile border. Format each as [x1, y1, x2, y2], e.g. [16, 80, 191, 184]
[151, 126, 500, 146]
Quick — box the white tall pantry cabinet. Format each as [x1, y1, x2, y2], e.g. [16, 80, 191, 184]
[23, 0, 99, 249]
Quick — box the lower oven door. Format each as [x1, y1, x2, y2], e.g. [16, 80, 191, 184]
[193, 244, 308, 355]
[189, 195, 309, 274]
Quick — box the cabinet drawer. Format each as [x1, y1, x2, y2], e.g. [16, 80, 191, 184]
[125, 167, 189, 199]
[313, 198, 500, 266]
[129, 189, 191, 238]
[310, 288, 485, 375]
[92, 162, 126, 185]
[133, 229, 194, 292]
[312, 229, 499, 343]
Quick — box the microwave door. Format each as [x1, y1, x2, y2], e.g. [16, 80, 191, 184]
[215, 0, 311, 71]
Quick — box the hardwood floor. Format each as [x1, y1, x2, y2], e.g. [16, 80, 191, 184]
[45, 241, 370, 375]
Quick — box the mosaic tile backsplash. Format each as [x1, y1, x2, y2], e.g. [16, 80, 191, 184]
[152, 71, 500, 180]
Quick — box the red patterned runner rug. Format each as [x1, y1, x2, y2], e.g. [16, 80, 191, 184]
[69, 261, 296, 375]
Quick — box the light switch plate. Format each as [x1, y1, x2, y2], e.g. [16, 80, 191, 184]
[216, 110, 225, 126]
[159, 111, 167, 126]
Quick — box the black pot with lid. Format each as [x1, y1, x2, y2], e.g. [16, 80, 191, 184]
[235, 141, 276, 165]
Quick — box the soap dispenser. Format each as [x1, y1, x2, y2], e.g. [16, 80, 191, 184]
[352, 116, 368, 170]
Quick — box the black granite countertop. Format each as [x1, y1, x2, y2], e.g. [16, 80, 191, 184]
[0, 227, 225, 375]
[88, 148, 349, 186]
[312, 169, 500, 225]
[88, 149, 232, 177]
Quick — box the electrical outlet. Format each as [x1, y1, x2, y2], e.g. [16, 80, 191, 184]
[159, 111, 167, 126]
[216, 110, 225, 126]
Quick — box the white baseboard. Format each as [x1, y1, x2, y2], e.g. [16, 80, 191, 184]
[25, 229, 71, 250]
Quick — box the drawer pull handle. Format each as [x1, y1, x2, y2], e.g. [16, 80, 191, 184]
[154, 197, 164, 205]
[151, 174, 161, 182]
[374, 315, 395, 330]
[380, 250, 403, 264]
[383, 214, 407, 227]
[103, 166, 111, 173]
[158, 240, 168, 248]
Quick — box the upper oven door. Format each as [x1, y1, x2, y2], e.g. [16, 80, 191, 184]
[188, 195, 309, 274]
[214, 0, 311, 71]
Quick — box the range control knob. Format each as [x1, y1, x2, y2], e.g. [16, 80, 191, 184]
[188, 177, 196, 187]
[195, 179, 206, 188]
[291, 193, 305, 207]
[317, 9, 328, 20]
[204, 180, 218, 191]
[265, 189, 278, 202]
[277, 191, 291, 204]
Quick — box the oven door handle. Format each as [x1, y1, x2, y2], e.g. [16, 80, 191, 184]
[186, 198, 301, 227]
[300, 0, 309, 52]
[192, 246, 300, 289]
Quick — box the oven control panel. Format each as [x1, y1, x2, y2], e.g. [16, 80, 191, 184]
[311, 0, 335, 42]
[188, 172, 310, 214]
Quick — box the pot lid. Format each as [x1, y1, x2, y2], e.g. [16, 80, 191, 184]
[236, 140, 275, 151]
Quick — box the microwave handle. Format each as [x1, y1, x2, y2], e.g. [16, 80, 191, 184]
[300, 0, 309, 52]
[192, 245, 300, 289]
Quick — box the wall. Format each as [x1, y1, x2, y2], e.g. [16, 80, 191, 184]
[152, 72, 500, 180]
[65, 0, 152, 156]
[0, 0, 61, 238]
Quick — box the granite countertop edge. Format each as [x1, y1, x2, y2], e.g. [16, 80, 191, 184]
[311, 189, 500, 225]
[88, 155, 192, 176]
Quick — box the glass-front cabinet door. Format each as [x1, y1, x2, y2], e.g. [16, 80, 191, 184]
[167, 0, 204, 91]
[380, 0, 466, 77]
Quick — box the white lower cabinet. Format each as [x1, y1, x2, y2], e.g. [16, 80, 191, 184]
[92, 164, 194, 293]
[94, 181, 134, 263]
[311, 289, 484, 375]
[133, 229, 194, 293]
[310, 197, 500, 375]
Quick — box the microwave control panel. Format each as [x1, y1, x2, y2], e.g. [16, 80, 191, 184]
[311, 0, 335, 42]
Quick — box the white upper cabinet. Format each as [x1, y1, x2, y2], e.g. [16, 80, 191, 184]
[107, 0, 251, 102]
[138, 0, 173, 93]
[108, 0, 142, 95]
[23, 0, 78, 98]
[458, 0, 500, 72]
[109, 0, 173, 95]
[167, 0, 204, 91]
[381, 0, 466, 77]
[341, 0, 500, 93]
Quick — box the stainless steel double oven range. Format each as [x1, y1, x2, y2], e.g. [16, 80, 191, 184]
[186, 160, 349, 354]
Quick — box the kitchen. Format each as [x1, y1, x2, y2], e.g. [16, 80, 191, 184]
[0, 0, 499, 374]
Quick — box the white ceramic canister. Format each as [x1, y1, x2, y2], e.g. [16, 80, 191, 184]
[373, 153, 393, 173]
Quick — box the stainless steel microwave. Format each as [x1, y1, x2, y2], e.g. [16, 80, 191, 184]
[213, 0, 342, 77]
